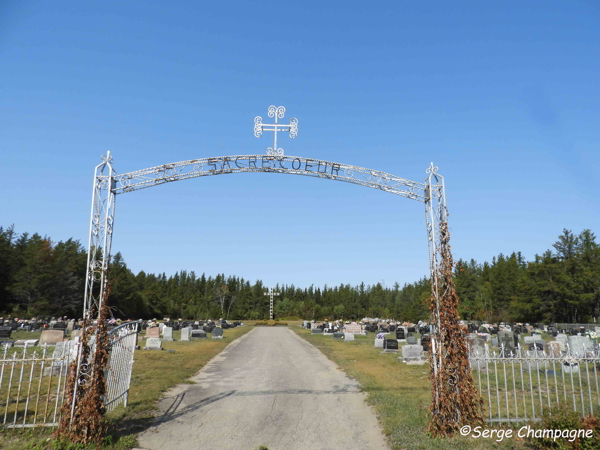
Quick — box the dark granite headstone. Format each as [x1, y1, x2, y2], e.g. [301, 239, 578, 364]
[0, 327, 12, 339]
[384, 339, 398, 350]
[333, 332, 344, 339]
[396, 328, 405, 339]
[312, 329, 323, 334]
[191, 330, 206, 339]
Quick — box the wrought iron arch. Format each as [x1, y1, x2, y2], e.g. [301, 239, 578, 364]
[83, 152, 447, 326]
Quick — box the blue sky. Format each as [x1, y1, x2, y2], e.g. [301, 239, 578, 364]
[1, 1, 598, 289]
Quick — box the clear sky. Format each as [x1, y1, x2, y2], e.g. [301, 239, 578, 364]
[1, 1, 599, 289]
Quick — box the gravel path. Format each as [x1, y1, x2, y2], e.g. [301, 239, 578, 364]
[138, 327, 390, 450]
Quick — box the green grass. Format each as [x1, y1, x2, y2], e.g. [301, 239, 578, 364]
[293, 327, 526, 450]
[0, 324, 253, 450]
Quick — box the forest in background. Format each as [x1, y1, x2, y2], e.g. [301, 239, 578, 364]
[0, 225, 598, 323]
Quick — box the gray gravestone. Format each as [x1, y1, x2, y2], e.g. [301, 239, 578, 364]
[344, 333, 355, 341]
[556, 334, 568, 344]
[374, 338, 384, 349]
[568, 336, 594, 357]
[407, 336, 417, 345]
[212, 327, 224, 339]
[180, 327, 191, 341]
[498, 331, 516, 355]
[39, 330, 64, 346]
[191, 330, 206, 339]
[163, 326, 174, 342]
[492, 337, 499, 347]
[384, 339, 399, 352]
[402, 344, 426, 365]
[312, 329, 323, 334]
[144, 337, 163, 350]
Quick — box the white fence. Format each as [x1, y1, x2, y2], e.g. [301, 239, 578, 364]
[0, 343, 75, 428]
[1, 322, 138, 429]
[470, 344, 600, 423]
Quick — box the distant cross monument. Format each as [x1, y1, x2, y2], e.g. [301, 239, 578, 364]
[264, 287, 280, 320]
[254, 105, 298, 156]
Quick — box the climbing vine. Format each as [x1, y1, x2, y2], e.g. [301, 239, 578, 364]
[428, 217, 483, 436]
[55, 289, 110, 443]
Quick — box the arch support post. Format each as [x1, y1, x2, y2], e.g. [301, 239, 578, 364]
[83, 152, 117, 321]
[425, 163, 483, 436]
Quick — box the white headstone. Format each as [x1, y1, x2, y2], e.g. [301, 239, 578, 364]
[145, 338, 162, 350]
[402, 344, 426, 365]
[159, 323, 165, 335]
[344, 333, 355, 341]
[181, 327, 191, 341]
[163, 326, 174, 341]
[374, 338, 384, 349]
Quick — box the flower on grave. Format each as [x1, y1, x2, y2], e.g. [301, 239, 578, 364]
[588, 331, 597, 339]
[376, 333, 385, 340]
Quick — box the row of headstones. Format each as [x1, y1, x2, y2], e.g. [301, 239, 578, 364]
[143, 326, 225, 350]
[308, 327, 427, 365]
[469, 331, 597, 358]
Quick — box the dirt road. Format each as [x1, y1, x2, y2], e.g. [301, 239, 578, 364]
[138, 327, 389, 450]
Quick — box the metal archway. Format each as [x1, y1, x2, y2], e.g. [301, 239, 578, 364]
[83, 152, 447, 330]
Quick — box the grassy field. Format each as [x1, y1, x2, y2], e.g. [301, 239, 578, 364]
[292, 327, 526, 450]
[0, 324, 254, 450]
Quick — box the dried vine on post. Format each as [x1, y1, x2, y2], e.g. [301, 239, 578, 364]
[429, 217, 483, 437]
[55, 288, 111, 444]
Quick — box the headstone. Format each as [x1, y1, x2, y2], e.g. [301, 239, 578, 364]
[374, 338, 384, 349]
[163, 327, 174, 342]
[492, 337, 499, 348]
[146, 327, 160, 339]
[407, 336, 417, 345]
[332, 332, 344, 339]
[67, 321, 74, 334]
[191, 330, 206, 339]
[344, 333, 355, 341]
[181, 327, 191, 341]
[468, 337, 486, 356]
[563, 362, 580, 374]
[498, 331, 516, 355]
[568, 336, 594, 357]
[547, 341, 564, 357]
[159, 323, 165, 335]
[529, 341, 545, 351]
[402, 344, 426, 365]
[212, 327, 224, 339]
[144, 338, 163, 350]
[345, 323, 362, 334]
[396, 328, 405, 340]
[0, 326, 12, 339]
[556, 334, 568, 344]
[383, 339, 398, 352]
[39, 330, 64, 346]
[312, 329, 323, 334]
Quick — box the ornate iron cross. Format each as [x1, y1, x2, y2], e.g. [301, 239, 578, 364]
[254, 105, 298, 157]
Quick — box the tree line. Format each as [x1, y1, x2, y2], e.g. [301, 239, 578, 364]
[0, 225, 598, 323]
